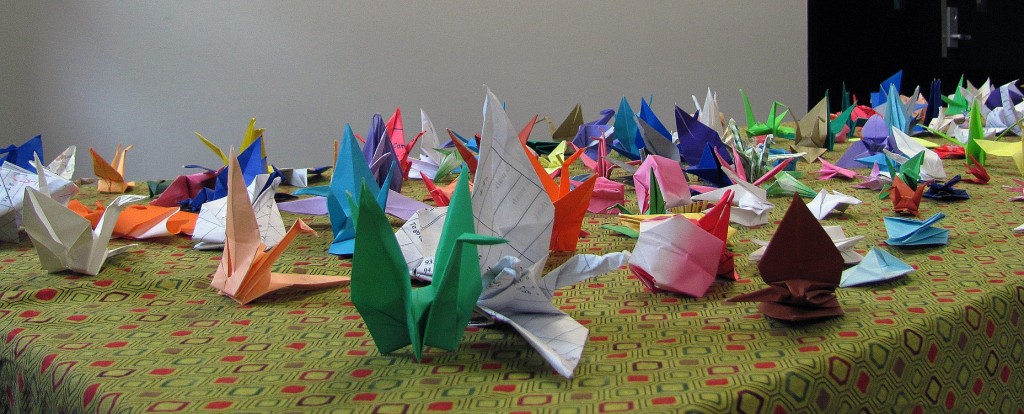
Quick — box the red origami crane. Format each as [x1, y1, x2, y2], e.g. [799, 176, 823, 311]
[889, 176, 925, 216]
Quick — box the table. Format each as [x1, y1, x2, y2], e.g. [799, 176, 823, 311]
[2, 140, 1023, 413]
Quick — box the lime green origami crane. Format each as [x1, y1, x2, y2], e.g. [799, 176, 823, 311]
[350, 171, 505, 360]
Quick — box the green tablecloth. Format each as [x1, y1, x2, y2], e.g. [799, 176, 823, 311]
[2, 141, 1023, 413]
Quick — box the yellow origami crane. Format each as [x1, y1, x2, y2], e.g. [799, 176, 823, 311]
[89, 144, 134, 193]
[195, 118, 267, 165]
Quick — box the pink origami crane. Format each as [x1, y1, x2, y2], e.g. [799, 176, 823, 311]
[588, 177, 625, 214]
[634, 155, 691, 213]
[1004, 179, 1024, 201]
[816, 158, 857, 181]
[151, 171, 218, 207]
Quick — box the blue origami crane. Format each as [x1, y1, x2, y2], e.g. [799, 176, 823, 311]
[839, 247, 913, 287]
[0, 135, 44, 173]
[884, 213, 949, 247]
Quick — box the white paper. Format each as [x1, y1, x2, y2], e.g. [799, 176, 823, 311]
[192, 174, 285, 249]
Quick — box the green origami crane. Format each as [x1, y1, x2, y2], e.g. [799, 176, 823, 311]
[350, 171, 505, 360]
[741, 89, 794, 139]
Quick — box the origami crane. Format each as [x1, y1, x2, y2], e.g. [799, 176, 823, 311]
[408, 109, 462, 181]
[694, 88, 726, 138]
[1003, 179, 1024, 201]
[1, 156, 80, 242]
[628, 215, 724, 297]
[790, 96, 830, 161]
[588, 177, 625, 214]
[0, 135, 44, 172]
[575, 133, 621, 179]
[194, 117, 266, 167]
[974, 126, 1024, 177]
[472, 87, 556, 270]
[726, 194, 844, 322]
[696, 190, 737, 279]
[477, 251, 628, 378]
[637, 98, 681, 162]
[1015, 223, 1024, 233]
[884, 213, 949, 247]
[692, 167, 773, 227]
[521, 140, 597, 252]
[816, 158, 857, 180]
[447, 129, 479, 175]
[209, 151, 347, 305]
[851, 163, 890, 191]
[943, 75, 969, 116]
[69, 201, 193, 240]
[963, 154, 990, 184]
[180, 137, 270, 212]
[726, 127, 800, 185]
[879, 84, 919, 134]
[150, 171, 218, 207]
[362, 112, 405, 193]
[934, 144, 965, 159]
[539, 141, 570, 174]
[676, 104, 730, 166]
[984, 81, 1024, 136]
[741, 89, 794, 138]
[806, 190, 862, 220]
[352, 171, 504, 361]
[835, 115, 895, 169]
[889, 176, 925, 216]
[276, 166, 330, 188]
[964, 102, 988, 167]
[922, 175, 970, 201]
[90, 145, 134, 193]
[329, 124, 392, 255]
[839, 248, 913, 288]
[750, 225, 864, 265]
[384, 107, 422, 177]
[686, 143, 733, 188]
[610, 96, 642, 159]
[870, 70, 902, 108]
[634, 155, 690, 214]
[192, 171, 285, 250]
[420, 172, 468, 207]
[549, 103, 584, 141]
[22, 185, 143, 276]
[764, 171, 817, 198]
[890, 127, 946, 181]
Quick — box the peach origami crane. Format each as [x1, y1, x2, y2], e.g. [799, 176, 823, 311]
[522, 139, 597, 251]
[210, 150, 348, 305]
[588, 177, 625, 214]
[889, 176, 925, 216]
[726, 194, 844, 322]
[89, 145, 134, 193]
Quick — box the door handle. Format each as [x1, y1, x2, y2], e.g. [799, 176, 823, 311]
[942, 6, 970, 57]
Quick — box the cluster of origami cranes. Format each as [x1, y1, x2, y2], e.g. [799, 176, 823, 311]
[3, 71, 1024, 377]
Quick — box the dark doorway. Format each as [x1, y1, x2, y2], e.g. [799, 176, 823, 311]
[808, 0, 1024, 109]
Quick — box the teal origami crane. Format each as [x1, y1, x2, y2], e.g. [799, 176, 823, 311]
[327, 124, 391, 255]
[839, 247, 913, 287]
[350, 171, 505, 361]
[884, 213, 949, 247]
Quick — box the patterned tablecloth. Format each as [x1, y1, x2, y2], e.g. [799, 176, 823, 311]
[2, 140, 1023, 413]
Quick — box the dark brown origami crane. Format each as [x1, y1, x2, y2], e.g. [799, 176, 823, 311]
[726, 194, 844, 322]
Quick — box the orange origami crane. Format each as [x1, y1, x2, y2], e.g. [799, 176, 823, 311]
[421, 171, 473, 207]
[210, 150, 348, 305]
[89, 145, 134, 193]
[889, 176, 925, 216]
[69, 201, 196, 239]
[522, 141, 596, 251]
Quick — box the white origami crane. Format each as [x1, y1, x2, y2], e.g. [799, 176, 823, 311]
[477, 253, 628, 378]
[750, 225, 864, 265]
[407, 109, 459, 180]
[890, 127, 946, 181]
[192, 174, 285, 250]
[806, 189, 862, 220]
[691, 167, 774, 227]
[1, 156, 79, 242]
[21, 186, 143, 275]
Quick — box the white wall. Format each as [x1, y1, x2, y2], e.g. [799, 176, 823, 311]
[0, 0, 807, 180]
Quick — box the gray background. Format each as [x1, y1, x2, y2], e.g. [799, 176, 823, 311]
[1, 1, 807, 180]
